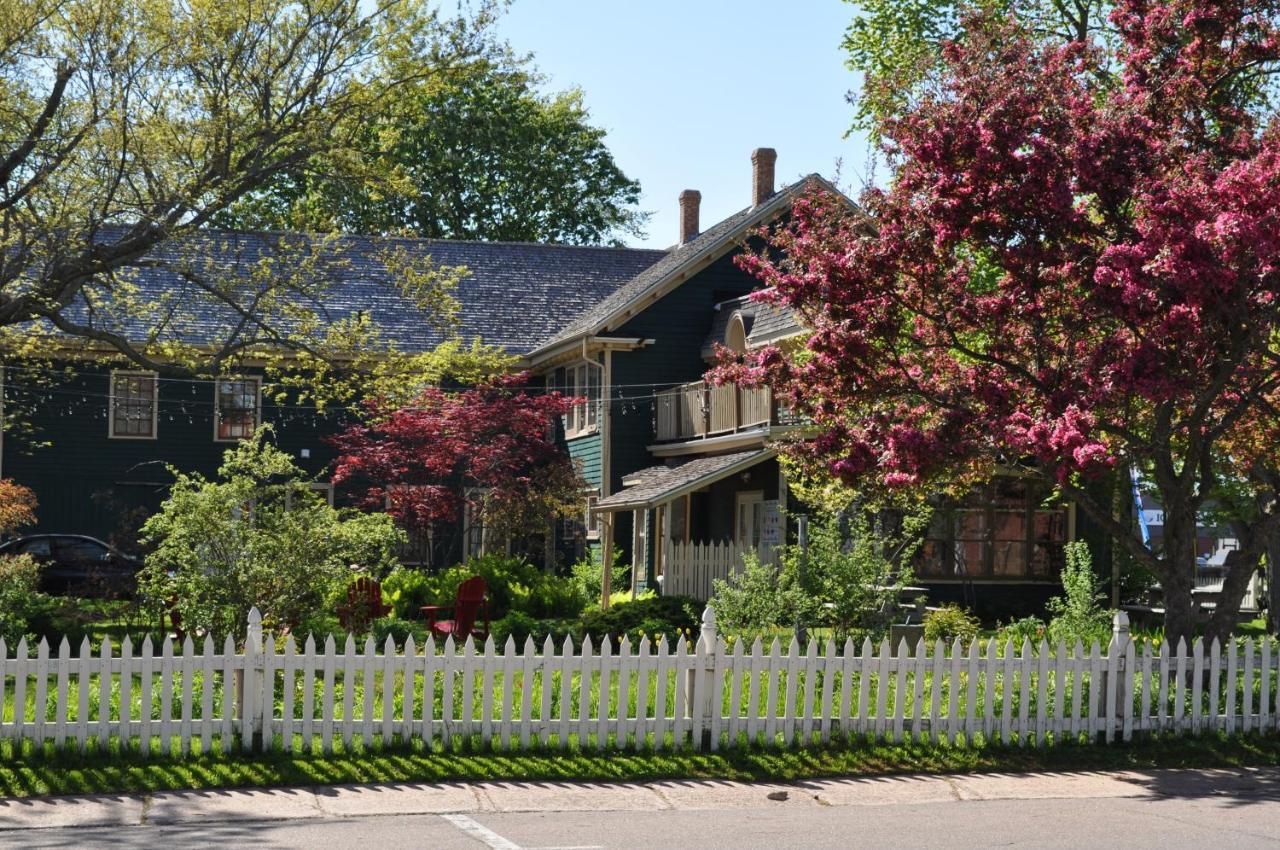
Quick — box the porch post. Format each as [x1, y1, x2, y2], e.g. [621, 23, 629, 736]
[600, 514, 614, 609]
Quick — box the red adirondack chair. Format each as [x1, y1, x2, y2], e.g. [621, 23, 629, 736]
[337, 577, 392, 632]
[422, 576, 490, 640]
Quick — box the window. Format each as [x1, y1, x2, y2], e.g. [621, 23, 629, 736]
[584, 491, 600, 540]
[284, 481, 334, 509]
[561, 361, 602, 437]
[109, 371, 158, 439]
[214, 377, 261, 442]
[916, 477, 1068, 580]
[462, 487, 489, 558]
[735, 491, 765, 548]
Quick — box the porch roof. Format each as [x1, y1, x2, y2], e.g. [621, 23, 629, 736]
[595, 449, 775, 512]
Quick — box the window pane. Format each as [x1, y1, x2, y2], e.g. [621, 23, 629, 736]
[217, 379, 259, 440]
[992, 510, 1027, 541]
[991, 540, 1028, 576]
[111, 374, 156, 437]
[586, 365, 599, 429]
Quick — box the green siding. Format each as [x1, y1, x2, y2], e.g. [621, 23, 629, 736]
[607, 249, 762, 497]
[566, 431, 603, 491]
[2, 366, 344, 547]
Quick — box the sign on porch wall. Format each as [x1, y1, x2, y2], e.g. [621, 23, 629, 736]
[760, 500, 782, 548]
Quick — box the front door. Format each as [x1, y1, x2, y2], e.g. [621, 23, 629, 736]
[735, 490, 765, 548]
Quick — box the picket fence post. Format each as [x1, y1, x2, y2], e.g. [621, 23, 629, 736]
[239, 607, 265, 752]
[690, 605, 719, 749]
[1097, 611, 1130, 744]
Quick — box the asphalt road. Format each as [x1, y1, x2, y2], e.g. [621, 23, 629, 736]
[8, 794, 1280, 850]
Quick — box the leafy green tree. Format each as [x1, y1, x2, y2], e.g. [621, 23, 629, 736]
[842, 0, 1116, 130]
[221, 51, 646, 245]
[0, 0, 505, 382]
[138, 428, 405, 637]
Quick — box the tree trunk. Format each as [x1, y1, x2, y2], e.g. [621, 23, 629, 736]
[1205, 551, 1256, 646]
[1268, 527, 1280, 636]
[1158, 500, 1200, 650]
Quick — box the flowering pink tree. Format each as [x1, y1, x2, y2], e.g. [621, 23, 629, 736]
[728, 1, 1280, 645]
[329, 375, 584, 560]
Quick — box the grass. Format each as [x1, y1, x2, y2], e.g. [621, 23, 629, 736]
[1, 733, 1279, 799]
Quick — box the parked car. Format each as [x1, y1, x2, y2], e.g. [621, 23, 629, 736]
[0, 534, 142, 597]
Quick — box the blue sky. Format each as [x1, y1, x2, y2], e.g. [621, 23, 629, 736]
[497, 1, 870, 248]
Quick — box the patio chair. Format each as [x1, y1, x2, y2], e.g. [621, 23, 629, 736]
[422, 576, 490, 641]
[337, 577, 392, 632]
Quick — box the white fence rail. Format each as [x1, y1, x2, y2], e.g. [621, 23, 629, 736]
[1, 609, 1279, 757]
[662, 541, 763, 600]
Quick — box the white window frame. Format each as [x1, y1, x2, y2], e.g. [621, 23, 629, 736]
[562, 360, 602, 438]
[284, 481, 334, 509]
[213, 376, 262, 442]
[108, 370, 160, 440]
[462, 486, 491, 559]
[735, 490, 765, 548]
[585, 490, 600, 540]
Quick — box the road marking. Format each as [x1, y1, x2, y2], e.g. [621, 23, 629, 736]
[441, 814, 523, 849]
[440, 814, 603, 850]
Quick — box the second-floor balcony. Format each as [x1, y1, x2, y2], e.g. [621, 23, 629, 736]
[653, 380, 775, 442]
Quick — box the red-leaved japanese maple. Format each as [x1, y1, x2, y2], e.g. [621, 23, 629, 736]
[329, 375, 584, 560]
[726, 2, 1280, 645]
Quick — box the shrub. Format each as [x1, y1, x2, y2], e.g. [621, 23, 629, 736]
[577, 595, 701, 645]
[999, 615, 1048, 646]
[0, 479, 37, 538]
[138, 428, 406, 637]
[1046, 541, 1111, 646]
[923, 604, 980, 646]
[490, 611, 575, 648]
[711, 509, 930, 645]
[370, 616, 424, 647]
[0, 554, 44, 644]
[382, 567, 435, 620]
[710, 552, 800, 642]
[569, 547, 629, 607]
[415, 554, 589, 621]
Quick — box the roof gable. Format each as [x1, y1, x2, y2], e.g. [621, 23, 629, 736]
[526, 175, 839, 360]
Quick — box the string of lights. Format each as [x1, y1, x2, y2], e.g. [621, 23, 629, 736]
[0, 361, 732, 394]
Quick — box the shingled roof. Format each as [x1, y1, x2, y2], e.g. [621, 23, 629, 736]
[68, 229, 667, 355]
[595, 449, 775, 511]
[700, 293, 803, 360]
[529, 175, 834, 357]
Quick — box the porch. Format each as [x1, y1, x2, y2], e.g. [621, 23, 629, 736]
[592, 449, 784, 604]
[653, 380, 776, 443]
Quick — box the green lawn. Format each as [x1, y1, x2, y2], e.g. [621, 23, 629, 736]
[1, 733, 1279, 799]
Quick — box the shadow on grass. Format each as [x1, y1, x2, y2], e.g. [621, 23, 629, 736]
[1, 733, 1279, 799]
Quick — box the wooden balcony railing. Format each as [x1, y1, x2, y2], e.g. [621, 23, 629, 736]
[654, 380, 775, 442]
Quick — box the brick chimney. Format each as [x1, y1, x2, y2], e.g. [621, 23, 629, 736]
[751, 147, 777, 206]
[679, 189, 701, 244]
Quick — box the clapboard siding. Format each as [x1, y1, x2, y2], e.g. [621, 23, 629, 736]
[566, 432, 603, 492]
[2, 366, 343, 542]
[608, 249, 761, 496]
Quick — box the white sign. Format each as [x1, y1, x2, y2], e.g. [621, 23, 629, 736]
[761, 500, 782, 547]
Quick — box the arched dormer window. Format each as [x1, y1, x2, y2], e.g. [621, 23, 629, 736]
[725, 311, 749, 355]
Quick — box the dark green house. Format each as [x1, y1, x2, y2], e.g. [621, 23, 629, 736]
[1, 149, 1107, 617]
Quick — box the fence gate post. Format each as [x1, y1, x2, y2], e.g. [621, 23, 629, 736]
[688, 606, 718, 749]
[1097, 611, 1130, 744]
[239, 607, 265, 752]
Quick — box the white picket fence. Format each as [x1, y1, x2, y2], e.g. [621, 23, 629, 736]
[1, 609, 1279, 757]
[662, 540, 763, 600]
